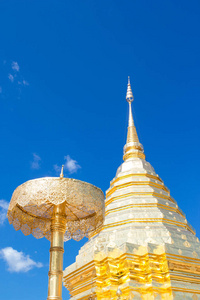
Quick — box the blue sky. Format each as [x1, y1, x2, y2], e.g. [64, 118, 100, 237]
[0, 1, 200, 299]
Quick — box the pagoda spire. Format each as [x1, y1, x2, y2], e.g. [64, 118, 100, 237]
[123, 77, 145, 161]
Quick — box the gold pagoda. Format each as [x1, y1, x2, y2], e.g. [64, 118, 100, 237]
[63, 78, 200, 299]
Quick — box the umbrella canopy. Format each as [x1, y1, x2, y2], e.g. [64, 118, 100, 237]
[7, 177, 105, 241]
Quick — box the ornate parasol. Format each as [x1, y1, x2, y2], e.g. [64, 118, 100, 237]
[7, 171, 105, 300]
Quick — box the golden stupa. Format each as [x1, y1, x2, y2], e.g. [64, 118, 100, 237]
[63, 78, 200, 299]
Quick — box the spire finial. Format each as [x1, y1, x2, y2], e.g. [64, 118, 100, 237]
[60, 165, 64, 178]
[126, 76, 134, 103]
[123, 77, 145, 161]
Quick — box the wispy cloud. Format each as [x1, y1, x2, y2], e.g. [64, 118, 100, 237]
[8, 74, 14, 82]
[1, 61, 29, 98]
[64, 155, 81, 173]
[31, 153, 41, 170]
[54, 155, 81, 175]
[53, 164, 61, 173]
[0, 199, 9, 210]
[0, 199, 9, 225]
[11, 61, 19, 72]
[22, 80, 29, 86]
[18, 80, 29, 86]
[0, 247, 43, 273]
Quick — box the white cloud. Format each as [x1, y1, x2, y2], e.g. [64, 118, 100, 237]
[22, 80, 29, 86]
[0, 247, 43, 273]
[0, 199, 9, 225]
[53, 164, 61, 173]
[0, 199, 9, 210]
[11, 61, 19, 72]
[3, 61, 29, 94]
[8, 74, 14, 82]
[31, 153, 41, 170]
[64, 155, 81, 174]
[0, 211, 7, 225]
[18, 80, 29, 86]
[54, 155, 81, 175]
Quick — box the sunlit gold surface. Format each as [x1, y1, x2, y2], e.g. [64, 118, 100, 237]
[63, 78, 200, 299]
[64, 247, 200, 299]
[8, 177, 104, 241]
[8, 177, 105, 300]
[48, 203, 66, 300]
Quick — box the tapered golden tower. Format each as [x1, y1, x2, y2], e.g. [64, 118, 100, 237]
[63, 78, 200, 299]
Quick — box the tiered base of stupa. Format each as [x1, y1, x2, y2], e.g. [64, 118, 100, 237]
[63, 240, 200, 299]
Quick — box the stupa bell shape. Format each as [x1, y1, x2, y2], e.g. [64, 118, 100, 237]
[63, 79, 200, 300]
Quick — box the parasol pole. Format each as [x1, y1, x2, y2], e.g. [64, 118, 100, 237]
[48, 202, 67, 300]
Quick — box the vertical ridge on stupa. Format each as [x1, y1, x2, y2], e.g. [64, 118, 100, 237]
[63, 78, 200, 300]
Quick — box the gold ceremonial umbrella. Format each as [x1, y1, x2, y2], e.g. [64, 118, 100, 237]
[7, 175, 105, 300]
